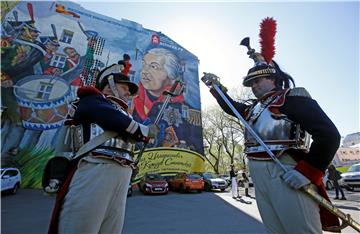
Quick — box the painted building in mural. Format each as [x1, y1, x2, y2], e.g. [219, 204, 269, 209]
[1, 1, 204, 188]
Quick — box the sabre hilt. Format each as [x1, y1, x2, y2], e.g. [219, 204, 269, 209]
[163, 79, 184, 97]
[133, 79, 184, 169]
[201, 72, 227, 92]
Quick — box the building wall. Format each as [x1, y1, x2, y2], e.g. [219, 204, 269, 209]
[1, 1, 203, 188]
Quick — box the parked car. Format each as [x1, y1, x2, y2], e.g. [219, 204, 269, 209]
[1, 168, 21, 195]
[323, 170, 334, 190]
[168, 173, 204, 193]
[219, 174, 231, 186]
[340, 163, 360, 191]
[139, 173, 169, 195]
[201, 172, 227, 192]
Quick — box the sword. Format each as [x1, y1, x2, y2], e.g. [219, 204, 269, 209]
[201, 72, 360, 233]
[134, 79, 185, 166]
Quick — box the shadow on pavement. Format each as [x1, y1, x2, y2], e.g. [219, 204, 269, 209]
[123, 190, 265, 234]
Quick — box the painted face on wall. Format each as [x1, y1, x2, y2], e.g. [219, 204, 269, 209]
[20, 27, 39, 42]
[45, 42, 59, 54]
[141, 53, 172, 97]
[64, 48, 79, 59]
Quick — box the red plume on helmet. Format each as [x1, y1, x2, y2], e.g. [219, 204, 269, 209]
[259, 17, 277, 65]
[241, 17, 295, 88]
[240, 17, 278, 87]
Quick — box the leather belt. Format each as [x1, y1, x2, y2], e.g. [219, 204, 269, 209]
[247, 151, 301, 164]
[91, 150, 135, 169]
[247, 152, 278, 161]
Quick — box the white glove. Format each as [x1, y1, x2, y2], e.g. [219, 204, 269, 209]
[148, 124, 159, 139]
[281, 169, 310, 190]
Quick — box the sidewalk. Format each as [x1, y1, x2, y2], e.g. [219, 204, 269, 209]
[215, 189, 360, 234]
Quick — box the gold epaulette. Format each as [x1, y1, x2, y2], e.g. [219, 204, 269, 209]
[288, 87, 312, 98]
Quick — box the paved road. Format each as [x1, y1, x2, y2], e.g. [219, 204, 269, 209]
[1, 188, 264, 234]
[1, 187, 359, 234]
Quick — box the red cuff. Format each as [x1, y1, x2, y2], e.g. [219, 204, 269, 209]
[294, 160, 324, 186]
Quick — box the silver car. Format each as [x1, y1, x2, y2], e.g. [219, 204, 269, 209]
[340, 163, 360, 191]
[202, 173, 227, 192]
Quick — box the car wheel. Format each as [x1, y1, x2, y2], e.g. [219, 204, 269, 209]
[180, 184, 185, 193]
[326, 181, 333, 190]
[11, 183, 19, 195]
[127, 188, 133, 197]
[204, 183, 210, 192]
[142, 185, 147, 194]
[221, 188, 225, 192]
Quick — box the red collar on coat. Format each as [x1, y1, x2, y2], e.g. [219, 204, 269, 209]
[132, 83, 184, 121]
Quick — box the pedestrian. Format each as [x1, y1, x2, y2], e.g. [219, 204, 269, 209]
[48, 64, 158, 234]
[230, 164, 238, 199]
[328, 164, 346, 200]
[241, 171, 251, 198]
[203, 17, 341, 233]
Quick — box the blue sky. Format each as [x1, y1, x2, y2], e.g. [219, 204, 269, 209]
[78, 1, 359, 138]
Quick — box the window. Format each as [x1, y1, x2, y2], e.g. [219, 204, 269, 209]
[9, 170, 18, 177]
[36, 82, 53, 100]
[50, 54, 66, 68]
[60, 29, 74, 44]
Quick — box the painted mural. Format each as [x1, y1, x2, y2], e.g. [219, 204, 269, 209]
[1, 1, 203, 188]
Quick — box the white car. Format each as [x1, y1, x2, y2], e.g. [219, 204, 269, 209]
[202, 173, 228, 191]
[1, 168, 21, 194]
[340, 163, 360, 191]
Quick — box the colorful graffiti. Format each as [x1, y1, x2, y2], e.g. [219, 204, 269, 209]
[1, 1, 203, 188]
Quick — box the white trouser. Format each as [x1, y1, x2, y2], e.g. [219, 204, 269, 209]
[248, 155, 322, 234]
[59, 157, 132, 234]
[231, 177, 238, 197]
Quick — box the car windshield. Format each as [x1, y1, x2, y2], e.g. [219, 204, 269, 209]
[203, 173, 217, 179]
[348, 165, 360, 172]
[188, 174, 201, 179]
[146, 174, 163, 180]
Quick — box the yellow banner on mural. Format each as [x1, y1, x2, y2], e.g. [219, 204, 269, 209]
[133, 147, 205, 182]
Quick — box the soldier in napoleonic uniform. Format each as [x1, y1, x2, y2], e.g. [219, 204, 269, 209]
[204, 17, 341, 233]
[48, 64, 158, 234]
[1, 17, 46, 123]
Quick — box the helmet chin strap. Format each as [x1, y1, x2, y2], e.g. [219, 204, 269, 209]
[107, 75, 120, 98]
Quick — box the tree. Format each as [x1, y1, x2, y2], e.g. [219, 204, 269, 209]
[202, 105, 244, 174]
[202, 85, 254, 174]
